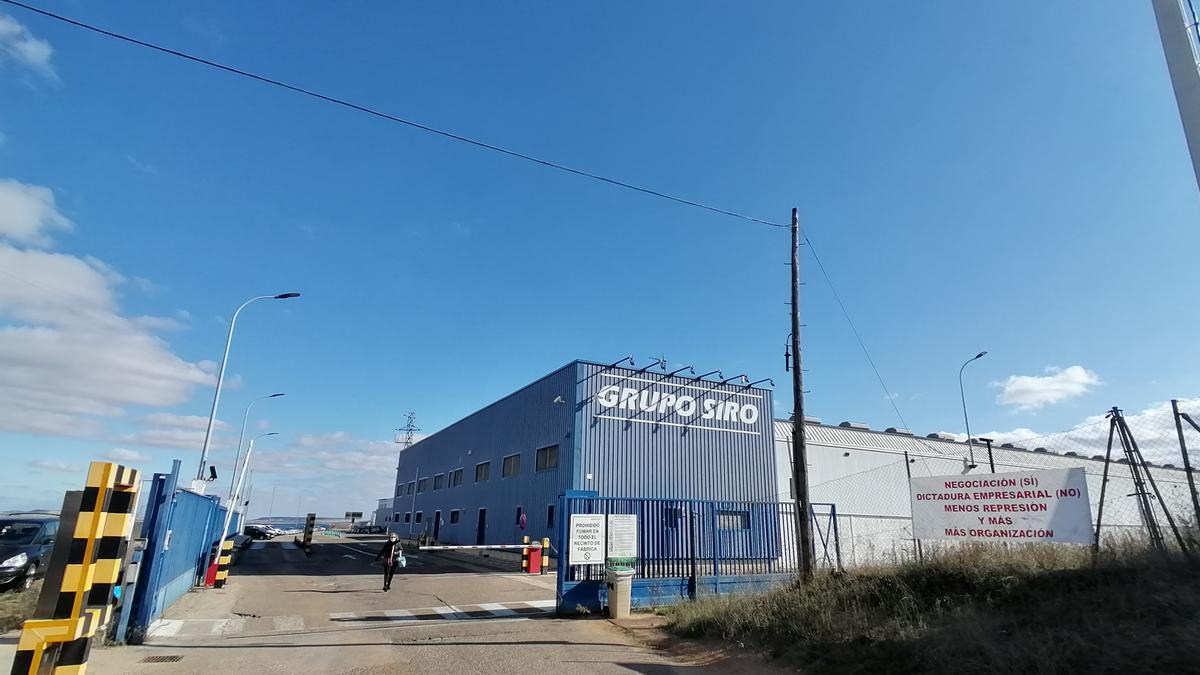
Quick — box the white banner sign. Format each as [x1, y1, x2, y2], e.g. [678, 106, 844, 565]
[909, 468, 1093, 544]
[607, 514, 637, 559]
[569, 514, 605, 565]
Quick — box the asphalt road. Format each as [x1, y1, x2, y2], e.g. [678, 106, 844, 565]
[81, 535, 735, 674]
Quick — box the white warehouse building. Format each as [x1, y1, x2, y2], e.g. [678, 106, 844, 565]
[774, 417, 1197, 566]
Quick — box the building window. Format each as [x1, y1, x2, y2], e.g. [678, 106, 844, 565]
[403, 512, 411, 524]
[717, 510, 750, 530]
[415, 512, 423, 524]
[433, 474, 445, 490]
[475, 462, 490, 483]
[546, 505, 555, 529]
[417, 478, 428, 493]
[450, 510, 461, 524]
[451, 468, 464, 487]
[502, 453, 521, 478]
[515, 506, 524, 526]
[406, 481, 415, 495]
[535, 445, 559, 472]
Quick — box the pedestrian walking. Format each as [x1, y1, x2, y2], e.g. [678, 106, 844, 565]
[374, 531, 405, 591]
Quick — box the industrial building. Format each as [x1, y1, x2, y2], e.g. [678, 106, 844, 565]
[383, 359, 1195, 563]
[385, 359, 777, 547]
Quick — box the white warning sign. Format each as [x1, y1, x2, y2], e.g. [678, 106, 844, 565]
[568, 514, 605, 565]
[909, 467, 1093, 544]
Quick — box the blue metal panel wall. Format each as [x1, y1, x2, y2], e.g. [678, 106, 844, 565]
[573, 362, 777, 501]
[393, 363, 577, 547]
[149, 489, 224, 620]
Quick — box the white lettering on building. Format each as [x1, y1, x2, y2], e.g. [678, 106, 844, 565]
[595, 384, 760, 426]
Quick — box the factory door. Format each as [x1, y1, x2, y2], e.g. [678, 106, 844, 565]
[476, 509, 487, 545]
[432, 510, 442, 541]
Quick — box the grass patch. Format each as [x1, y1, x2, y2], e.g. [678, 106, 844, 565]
[665, 545, 1200, 673]
[0, 583, 40, 633]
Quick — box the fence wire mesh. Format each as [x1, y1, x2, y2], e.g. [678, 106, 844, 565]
[798, 399, 1200, 566]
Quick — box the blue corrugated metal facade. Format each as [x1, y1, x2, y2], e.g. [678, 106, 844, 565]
[393, 360, 777, 546]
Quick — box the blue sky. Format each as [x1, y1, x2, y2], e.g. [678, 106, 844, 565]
[0, 2, 1197, 516]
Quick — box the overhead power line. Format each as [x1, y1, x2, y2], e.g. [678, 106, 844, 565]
[1, 0, 786, 230]
[7, 0, 928, 444]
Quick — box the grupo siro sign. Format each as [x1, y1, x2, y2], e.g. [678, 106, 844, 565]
[593, 374, 762, 433]
[909, 468, 1093, 544]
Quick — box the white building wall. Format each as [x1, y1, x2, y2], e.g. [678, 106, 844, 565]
[775, 420, 1197, 566]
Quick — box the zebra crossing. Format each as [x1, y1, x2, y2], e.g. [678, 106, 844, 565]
[146, 599, 556, 641]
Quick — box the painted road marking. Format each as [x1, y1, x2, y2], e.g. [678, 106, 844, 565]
[274, 615, 305, 631]
[147, 619, 183, 638]
[144, 600, 556, 642]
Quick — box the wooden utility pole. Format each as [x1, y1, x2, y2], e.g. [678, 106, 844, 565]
[790, 207, 814, 580]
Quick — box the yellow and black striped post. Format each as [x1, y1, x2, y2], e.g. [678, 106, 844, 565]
[541, 538, 551, 575]
[521, 535, 530, 573]
[212, 539, 234, 589]
[302, 513, 316, 555]
[11, 461, 139, 675]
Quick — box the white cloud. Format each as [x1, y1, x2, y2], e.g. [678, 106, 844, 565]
[28, 459, 79, 472]
[0, 13, 55, 80]
[105, 447, 151, 463]
[118, 414, 227, 451]
[0, 178, 72, 247]
[140, 413, 225, 431]
[949, 399, 1200, 464]
[995, 366, 1101, 411]
[0, 178, 215, 439]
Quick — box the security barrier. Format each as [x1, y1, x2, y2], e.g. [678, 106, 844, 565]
[11, 461, 139, 675]
[212, 539, 234, 589]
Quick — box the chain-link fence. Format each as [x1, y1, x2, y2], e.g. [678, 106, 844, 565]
[788, 399, 1200, 566]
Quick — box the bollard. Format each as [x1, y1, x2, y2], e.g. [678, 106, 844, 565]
[11, 462, 139, 675]
[302, 513, 316, 556]
[521, 535, 530, 573]
[541, 538, 551, 575]
[213, 539, 235, 589]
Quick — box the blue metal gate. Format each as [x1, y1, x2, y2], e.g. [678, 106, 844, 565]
[555, 491, 840, 614]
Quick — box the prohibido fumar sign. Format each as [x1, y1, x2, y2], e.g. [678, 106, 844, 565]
[909, 468, 1093, 544]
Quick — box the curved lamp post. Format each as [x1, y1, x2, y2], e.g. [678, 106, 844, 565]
[228, 393, 286, 503]
[959, 351, 988, 469]
[214, 431, 278, 577]
[197, 292, 300, 481]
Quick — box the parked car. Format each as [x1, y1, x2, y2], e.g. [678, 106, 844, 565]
[0, 513, 59, 592]
[243, 525, 273, 540]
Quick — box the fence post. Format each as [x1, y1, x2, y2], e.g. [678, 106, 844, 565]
[1171, 400, 1200, 532]
[687, 505, 698, 600]
[710, 504, 720, 595]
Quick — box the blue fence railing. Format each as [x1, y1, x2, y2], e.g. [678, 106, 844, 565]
[556, 492, 840, 614]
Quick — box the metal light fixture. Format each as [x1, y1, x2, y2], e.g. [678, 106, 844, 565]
[666, 365, 695, 377]
[694, 370, 722, 381]
[197, 292, 301, 481]
[746, 378, 775, 388]
[959, 351, 988, 470]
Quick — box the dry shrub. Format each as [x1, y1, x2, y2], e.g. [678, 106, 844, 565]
[0, 582, 39, 632]
[666, 544, 1200, 674]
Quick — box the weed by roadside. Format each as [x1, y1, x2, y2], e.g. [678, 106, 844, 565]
[0, 583, 39, 633]
[665, 544, 1200, 674]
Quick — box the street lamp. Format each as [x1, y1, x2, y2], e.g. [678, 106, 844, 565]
[214, 431, 278, 579]
[196, 292, 300, 482]
[227, 393, 286, 503]
[959, 351, 988, 470]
